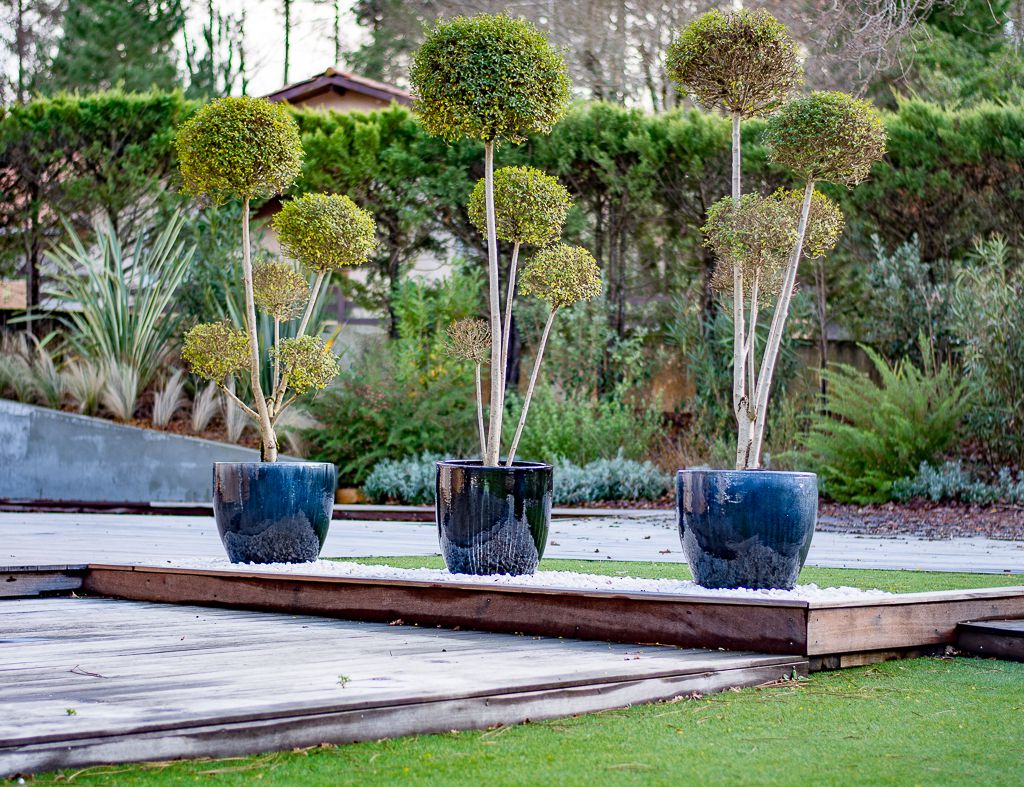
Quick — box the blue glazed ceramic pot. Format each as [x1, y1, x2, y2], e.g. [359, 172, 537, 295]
[212, 462, 336, 564]
[676, 469, 817, 590]
[436, 459, 552, 576]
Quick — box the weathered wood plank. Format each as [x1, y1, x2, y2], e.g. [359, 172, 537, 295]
[0, 598, 805, 776]
[82, 566, 810, 655]
[0, 568, 83, 598]
[807, 594, 1024, 656]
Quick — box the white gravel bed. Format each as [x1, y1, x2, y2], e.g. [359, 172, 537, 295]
[159, 557, 891, 601]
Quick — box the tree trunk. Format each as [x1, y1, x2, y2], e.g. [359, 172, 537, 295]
[283, 0, 291, 84]
[730, 111, 750, 470]
[483, 141, 504, 466]
[241, 199, 277, 462]
[506, 308, 557, 466]
[814, 259, 829, 397]
[749, 180, 816, 465]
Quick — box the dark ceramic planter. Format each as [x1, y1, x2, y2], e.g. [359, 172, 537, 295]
[212, 461, 336, 564]
[676, 468, 817, 590]
[436, 459, 552, 576]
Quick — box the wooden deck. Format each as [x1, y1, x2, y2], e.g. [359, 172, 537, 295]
[0, 597, 805, 776]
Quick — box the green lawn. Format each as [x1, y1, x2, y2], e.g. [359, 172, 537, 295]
[32, 657, 1024, 786]
[342, 556, 1024, 594]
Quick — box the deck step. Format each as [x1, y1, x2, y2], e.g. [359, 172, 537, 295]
[957, 620, 1024, 662]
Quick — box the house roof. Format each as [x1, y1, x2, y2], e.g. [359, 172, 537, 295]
[265, 67, 412, 107]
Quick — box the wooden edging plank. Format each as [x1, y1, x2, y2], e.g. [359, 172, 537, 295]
[807, 589, 1024, 656]
[1, 567, 85, 599]
[81, 566, 810, 656]
[1, 660, 805, 777]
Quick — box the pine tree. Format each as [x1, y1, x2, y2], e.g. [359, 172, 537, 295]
[46, 0, 184, 93]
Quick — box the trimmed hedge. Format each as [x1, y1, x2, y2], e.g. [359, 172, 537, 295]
[4, 92, 1023, 311]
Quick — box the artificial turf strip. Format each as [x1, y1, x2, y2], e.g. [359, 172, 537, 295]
[339, 556, 1024, 594]
[32, 657, 1024, 786]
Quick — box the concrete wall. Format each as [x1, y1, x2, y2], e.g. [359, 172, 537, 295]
[0, 400, 279, 503]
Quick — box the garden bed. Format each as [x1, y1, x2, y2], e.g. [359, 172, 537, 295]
[819, 501, 1024, 541]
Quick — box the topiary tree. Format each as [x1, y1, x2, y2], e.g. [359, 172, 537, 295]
[746, 91, 886, 462]
[467, 165, 572, 407]
[411, 14, 571, 466]
[508, 243, 602, 463]
[177, 97, 377, 460]
[703, 187, 844, 467]
[668, 8, 803, 470]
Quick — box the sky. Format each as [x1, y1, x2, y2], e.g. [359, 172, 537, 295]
[186, 0, 365, 96]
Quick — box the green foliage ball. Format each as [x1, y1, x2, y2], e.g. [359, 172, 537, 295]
[782, 188, 845, 259]
[519, 243, 602, 309]
[467, 166, 572, 246]
[410, 14, 571, 143]
[272, 192, 378, 273]
[176, 96, 303, 204]
[253, 260, 309, 319]
[764, 91, 888, 186]
[667, 9, 802, 118]
[272, 335, 341, 394]
[703, 192, 795, 296]
[181, 321, 250, 382]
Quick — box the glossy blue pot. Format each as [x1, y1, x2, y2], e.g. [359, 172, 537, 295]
[212, 462, 336, 564]
[436, 459, 552, 576]
[676, 469, 817, 590]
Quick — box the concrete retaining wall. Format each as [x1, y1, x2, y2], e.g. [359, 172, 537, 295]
[0, 399, 279, 503]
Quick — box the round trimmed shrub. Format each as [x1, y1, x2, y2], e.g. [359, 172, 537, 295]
[272, 193, 378, 273]
[467, 166, 572, 246]
[176, 96, 302, 204]
[410, 14, 570, 143]
[271, 335, 340, 394]
[783, 188, 845, 258]
[181, 321, 250, 381]
[703, 192, 795, 295]
[253, 260, 308, 319]
[764, 91, 888, 185]
[667, 9, 801, 118]
[519, 243, 602, 308]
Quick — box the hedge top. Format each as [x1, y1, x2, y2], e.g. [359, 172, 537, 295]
[468, 166, 572, 246]
[764, 91, 887, 185]
[272, 192, 378, 273]
[409, 14, 570, 143]
[667, 9, 801, 118]
[519, 243, 602, 309]
[176, 96, 303, 204]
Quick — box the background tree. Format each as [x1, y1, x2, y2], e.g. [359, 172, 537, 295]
[0, 0, 63, 104]
[410, 13, 570, 467]
[45, 0, 184, 93]
[0, 91, 188, 328]
[184, 0, 248, 98]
